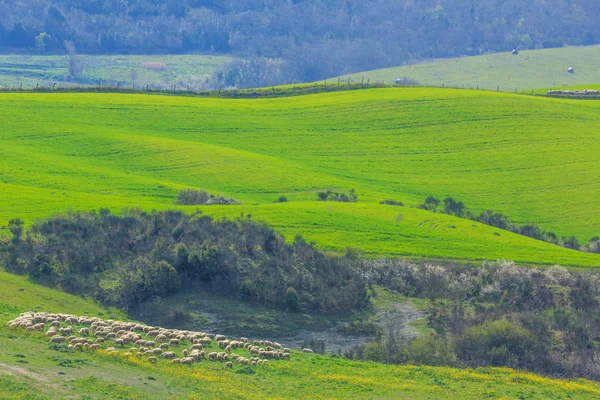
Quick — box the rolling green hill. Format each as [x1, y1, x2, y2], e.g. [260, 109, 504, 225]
[1, 88, 600, 266]
[0, 54, 233, 90]
[344, 46, 600, 91]
[2, 270, 600, 399]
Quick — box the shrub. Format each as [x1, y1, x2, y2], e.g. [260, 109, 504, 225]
[380, 199, 404, 206]
[274, 195, 288, 203]
[285, 287, 300, 312]
[176, 189, 239, 205]
[420, 196, 439, 211]
[316, 188, 357, 202]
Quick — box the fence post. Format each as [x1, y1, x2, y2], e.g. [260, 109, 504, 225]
[367, 79, 370, 85]
[36, 83, 39, 89]
[497, 86, 499, 92]
[337, 77, 340, 86]
[147, 85, 149, 91]
[361, 76, 364, 84]
[477, 85, 479, 90]
[20, 83, 22, 90]
[52, 83, 56, 90]
[348, 77, 351, 86]
[515, 87, 517, 93]
[324, 79, 327, 87]
[117, 82, 120, 89]
[98, 79, 102, 89]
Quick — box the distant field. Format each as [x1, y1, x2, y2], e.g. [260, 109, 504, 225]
[2, 270, 600, 399]
[0, 54, 233, 90]
[343, 46, 600, 91]
[1, 88, 600, 266]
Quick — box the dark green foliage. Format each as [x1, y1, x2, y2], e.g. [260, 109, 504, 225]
[176, 189, 239, 205]
[420, 196, 440, 211]
[380, 200, 404, 206]
[317, 189, 357, 203]
[421, 195, 593, 252]
[1, 210, 368, 313]
[349, 259, 600, 381]
[285, 287, 300, 312]
[443, 197, 465, 217]
[274, 196, 288, 203]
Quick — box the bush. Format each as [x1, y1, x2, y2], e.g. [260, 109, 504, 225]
[317, 189, 357, 202]
[274, 195, 288, 203]
[176, 189, 239, 205]
[380, 199, 404, 206]
[285, 287, 300, 312]
[420, 196, 439, 211]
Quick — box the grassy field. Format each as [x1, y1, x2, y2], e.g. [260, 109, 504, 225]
[1, 88, 600, 266]
[343, 45, 600, 91]
[2, 270, 600, 399]
[0, 54, 233, 90]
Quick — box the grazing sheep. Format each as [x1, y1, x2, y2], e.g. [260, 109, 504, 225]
[183, 349, 188, 357]
[302, 348, 314, 353]
[145, 341, 155, 348]
[90, 344, 101, 350]
[160, 343, 169, 350]
[225, 345, 232, 353]
[169, 339, 179, 346]
[152, 348, 162, 355]
[181, 357, 194, 365]
[106, 347, 116, 352]
[114, 339, 124, 347]
[161, 352, 176, 359]
[283, 348, 290, 353]
[79, 328, 90, 335]
[208, 352, 217, 361]
[226, 362, 233, 368]
[146, 356, 157, 363]
[74, 343, 83, 351]
[282, 353, 291, 359]
[251, 361, 257, 366]
[199, 351, 206, 359]
[96, 338, 105, 344]
[191, 344, 203, 350]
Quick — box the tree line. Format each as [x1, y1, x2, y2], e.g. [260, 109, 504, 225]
[1, 0, 599, 85]
[419, 196, 598, 252]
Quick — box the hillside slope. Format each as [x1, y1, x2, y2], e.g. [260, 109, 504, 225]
[344, 46, 600, 91]
[1, 89, 599, 266]
[2, 270, 600, 399]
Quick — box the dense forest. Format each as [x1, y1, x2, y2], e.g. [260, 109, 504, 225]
[1, 0, 599, 83]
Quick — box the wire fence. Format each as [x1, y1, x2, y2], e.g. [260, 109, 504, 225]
[0, 77, 598, 100]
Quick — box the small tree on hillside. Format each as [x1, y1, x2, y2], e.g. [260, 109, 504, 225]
[285, 287, 300, 312]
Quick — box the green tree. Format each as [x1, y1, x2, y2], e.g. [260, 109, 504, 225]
[285, 287, 300, 312]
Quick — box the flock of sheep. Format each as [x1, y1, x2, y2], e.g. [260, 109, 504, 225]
[7, 312, 315, 369]
[547, 89, 600, 96]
